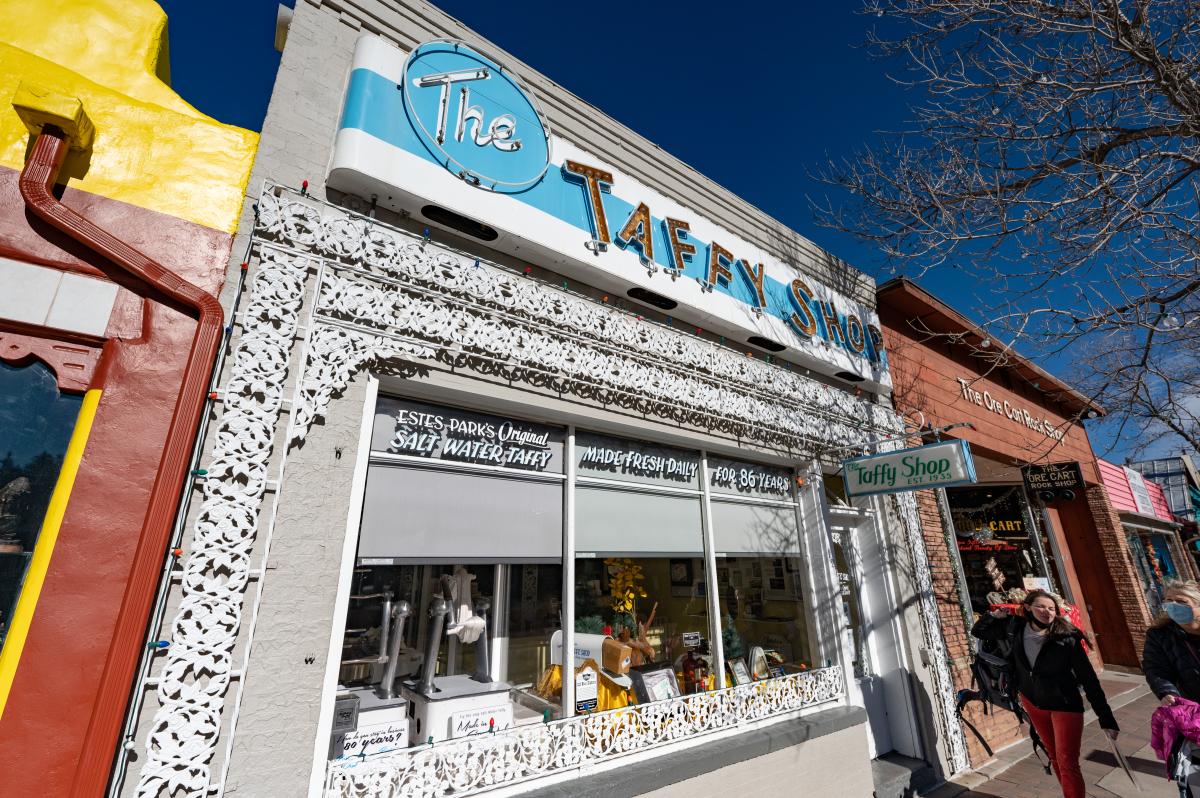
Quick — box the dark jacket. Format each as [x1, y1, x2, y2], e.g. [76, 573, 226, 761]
[972, 613, 1118, 731]
[1143, 623, 1200, 702]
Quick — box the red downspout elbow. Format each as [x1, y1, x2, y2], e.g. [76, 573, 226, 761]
[18, 127, 225, 797]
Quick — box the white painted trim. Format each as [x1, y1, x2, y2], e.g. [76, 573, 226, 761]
[865, 494, 923, 758]
[807, 465, 855, 688]
[574, 475, 702, 496]
[324, 669, 845, 796]
[698, 451, 726, 686]
[213, 252, 323, 796]
[306, 375, 380, 798]
[709, 494, 801, 509]
[561, 427, 576, 717]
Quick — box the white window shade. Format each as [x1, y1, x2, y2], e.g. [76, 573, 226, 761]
[358, 464, 563, 562]
[711, 500, 802, 555]
[575, 485, 703, 556]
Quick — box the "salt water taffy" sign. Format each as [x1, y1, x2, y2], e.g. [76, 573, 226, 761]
[842, 440, 977, 497]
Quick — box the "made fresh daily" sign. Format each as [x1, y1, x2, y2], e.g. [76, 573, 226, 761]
[842, 440, 977, 497]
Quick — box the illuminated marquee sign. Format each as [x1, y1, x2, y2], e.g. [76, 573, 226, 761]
[399, 40, 552, 191]
[329, 37, 891, 390]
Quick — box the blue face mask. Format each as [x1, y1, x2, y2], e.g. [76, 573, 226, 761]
[1165, 602, 1195, 625]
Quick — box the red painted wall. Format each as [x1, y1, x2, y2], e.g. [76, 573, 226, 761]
[0, 166, 232, 796]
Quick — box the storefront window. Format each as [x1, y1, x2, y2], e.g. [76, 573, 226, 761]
[504, 563, 562, 688]
[707, 458, 812, 684]
[341, 399, 566, 750]
[830, 530, 869, 678]
[335, 400, 827, 755]
[946, 485, 1054, 611]
[1126, 534, 1165, 616]
[1147, 534, 1179, 580]
[0, 361, 83, 648]
[572, 433, 706, 705]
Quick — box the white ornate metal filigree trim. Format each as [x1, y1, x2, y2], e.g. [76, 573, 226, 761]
[893, 490, 970, 772]
[130, 181, 964, 797]
[251, 187, 897, 451]
[325, 667, 844, 798]
[134, 247, 312, 797]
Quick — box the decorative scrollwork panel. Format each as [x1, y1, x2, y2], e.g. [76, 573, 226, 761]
[325, 667, 845, 798]
[135, 248, 312, 798]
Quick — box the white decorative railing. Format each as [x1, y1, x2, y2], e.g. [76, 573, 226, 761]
[324, 666, 844, 798]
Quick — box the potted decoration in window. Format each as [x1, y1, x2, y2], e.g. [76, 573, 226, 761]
[605, 558, 656, 665]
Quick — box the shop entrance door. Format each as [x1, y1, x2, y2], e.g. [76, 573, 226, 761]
[829, 506, 920, 760]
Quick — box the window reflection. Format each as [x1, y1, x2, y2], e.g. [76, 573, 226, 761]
[715, 557, 813, 684]
[0, 361, 83, 647]
[573, 556, 708, 703]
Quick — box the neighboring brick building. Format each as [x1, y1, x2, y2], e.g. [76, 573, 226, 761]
[877, 277, 1158, 766]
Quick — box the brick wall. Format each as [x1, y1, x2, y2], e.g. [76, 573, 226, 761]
[1083, 485, 1154, 662]
[915, 490, 1025, 766]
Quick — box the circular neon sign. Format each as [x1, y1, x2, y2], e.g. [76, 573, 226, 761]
[402, 40, 552, 192]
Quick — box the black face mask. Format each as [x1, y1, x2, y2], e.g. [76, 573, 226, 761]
[1028, 615, 1052, 630]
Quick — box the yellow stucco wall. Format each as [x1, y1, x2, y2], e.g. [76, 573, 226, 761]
[0, 0, 258, 233]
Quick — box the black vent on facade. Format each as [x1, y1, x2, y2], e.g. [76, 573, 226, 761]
[834, 371, 866, 383]
[420, 205, 499, 241]
[747, 336, 787, 352]
[626, 287, 678, 310]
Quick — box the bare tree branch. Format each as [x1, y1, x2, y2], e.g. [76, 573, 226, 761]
[815, 0, 1200, 455]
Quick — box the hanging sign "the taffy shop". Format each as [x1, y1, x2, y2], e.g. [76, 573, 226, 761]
[842, 440, 977, 497]
[327, 37, 891, 390]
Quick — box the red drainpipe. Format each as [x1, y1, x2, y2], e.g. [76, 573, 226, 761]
[19, 126, 225, 797]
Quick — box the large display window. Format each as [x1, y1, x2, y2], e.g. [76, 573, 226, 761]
[338, 400, 567, 756]
[1126, 529, 1178, 617]
[571, 434, 707, 704]
[333, 397, 822, 757]
[946, 485, 1057, 611]
[708, 458, 813, 682]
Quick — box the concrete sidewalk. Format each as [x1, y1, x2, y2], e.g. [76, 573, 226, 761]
[929, 672, 1181, 798]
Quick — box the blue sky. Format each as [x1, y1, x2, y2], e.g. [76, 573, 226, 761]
[157, 0, 1149, 459]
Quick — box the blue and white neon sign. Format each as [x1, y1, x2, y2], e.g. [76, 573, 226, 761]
[330, 36, 891, 387]
[401, 41, 551, 192]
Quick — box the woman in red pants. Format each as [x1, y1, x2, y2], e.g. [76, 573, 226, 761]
[973, 590, 1119, 798]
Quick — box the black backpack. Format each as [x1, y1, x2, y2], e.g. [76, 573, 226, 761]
[955, 619, 1052, 774]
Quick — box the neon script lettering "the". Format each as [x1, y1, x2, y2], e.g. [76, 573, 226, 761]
[415, 68, 521, 152]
